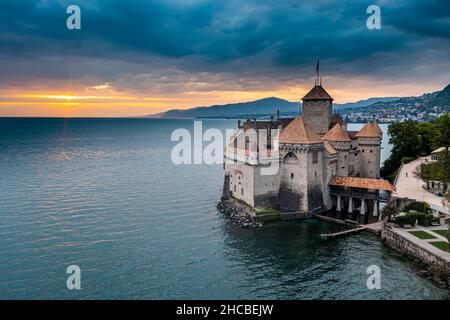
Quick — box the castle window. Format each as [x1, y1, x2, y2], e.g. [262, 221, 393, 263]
[234, 185, 236, 193]
[241, 188, 244, 196]
[312, 151, 318, 164]
[370, 149, 373, 153]
[245, 136, 250, 151]
[362, 149, 365, 153]
[315, 172, 317, 177]
[291, 173, 294, 179]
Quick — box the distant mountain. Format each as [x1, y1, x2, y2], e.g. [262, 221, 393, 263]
[148, 84, 449, 119]
[149, 96, 400, 119]
[428, 83, 450, 107]
[335, 97, 400, 110]
[338, 83, 450, 114]
[150, 97, 299, 119]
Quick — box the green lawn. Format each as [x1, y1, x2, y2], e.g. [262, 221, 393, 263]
[431, 229, 449, 239]
[408, 230, 437, 240]
[254, 207, 282, 215]
[429, 241, 450, 252]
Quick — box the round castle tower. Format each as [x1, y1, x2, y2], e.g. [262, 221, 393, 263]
[355, 122, 382, 179]
[322, 123, 352, 176]
[278, 117, 325, 213]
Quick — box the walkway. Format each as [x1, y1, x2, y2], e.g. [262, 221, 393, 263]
[395, 156, 449, 216]
[391, 225, 450, 262]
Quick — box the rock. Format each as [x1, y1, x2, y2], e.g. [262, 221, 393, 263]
[217, 199, 262, 228]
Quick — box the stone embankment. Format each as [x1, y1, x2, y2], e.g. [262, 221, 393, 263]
[382, 224, 450, 288]
[217, 198, 263, 228]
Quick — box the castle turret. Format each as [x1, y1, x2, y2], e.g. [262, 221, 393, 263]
[322, 123, 351, 176]
[301, 85, 333, 135]
[278, 117, 325, 213]
[355, 122, 382, 178]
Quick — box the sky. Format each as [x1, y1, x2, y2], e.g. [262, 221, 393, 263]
[0, 0, 449, 117]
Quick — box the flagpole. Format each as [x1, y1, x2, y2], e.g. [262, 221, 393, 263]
[315, 59, 320, 86]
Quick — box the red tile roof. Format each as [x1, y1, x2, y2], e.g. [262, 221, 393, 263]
[329, 176, 396, 192]
[302, 85, 333, 100]
[322, 123, 351, 142]
[279, 117, 323, 144]
[324, 141, 338, 155]
[355, 122, 382, 138]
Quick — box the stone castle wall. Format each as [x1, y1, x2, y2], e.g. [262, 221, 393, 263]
[301, 100, 332, 135]
[279, 150, 308, 212]
[253, 165, 281, 208]
[306, 147, 325, 212]
[226, 162, 255, 206]
[330, 141, 351, 176]
[357, 136, 381, 178]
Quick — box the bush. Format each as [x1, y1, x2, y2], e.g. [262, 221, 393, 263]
[431, 216, 440, 224]
[395, 215, 414, 225]
[394, 212, 434, 226]
[404, 201, 430, 214]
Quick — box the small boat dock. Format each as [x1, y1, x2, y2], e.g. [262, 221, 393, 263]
[320, 226, 367, 239]
[316, 214, 384, 239]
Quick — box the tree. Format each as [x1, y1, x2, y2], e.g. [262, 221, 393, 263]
[435, 113, 450, 149]
[413, 162, 441, 190]
[382, 120, 421, 180]
[413, 163, 432, 189]
[382, 201, 400, 220]
[417, 122, 439, 155]
[436, 150, 450, 193]
[381, 114, 450, 184]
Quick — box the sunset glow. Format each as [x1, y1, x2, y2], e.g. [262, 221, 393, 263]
[0, 80, 444, 117]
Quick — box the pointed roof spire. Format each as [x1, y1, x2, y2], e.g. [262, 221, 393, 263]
[279, 117, 322, 144]
[302, 85, 333, 100]
[322, 123, 351, 142]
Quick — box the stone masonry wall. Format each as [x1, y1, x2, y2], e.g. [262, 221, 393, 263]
[382, 226, 450, 278]
[357, 137, 381, 178]
[301, 100, 332, 135]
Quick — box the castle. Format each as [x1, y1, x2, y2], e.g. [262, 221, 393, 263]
[223, 80, 396, 224]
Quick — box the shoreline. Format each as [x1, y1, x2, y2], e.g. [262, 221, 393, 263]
[218, 197, 450, 290]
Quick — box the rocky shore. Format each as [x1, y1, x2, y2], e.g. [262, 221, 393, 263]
[217, 198, 263, 228]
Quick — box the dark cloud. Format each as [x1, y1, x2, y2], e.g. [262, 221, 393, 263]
[0, 0, 449, 93]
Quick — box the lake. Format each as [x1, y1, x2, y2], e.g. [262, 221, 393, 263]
[0, 118, 447, 299]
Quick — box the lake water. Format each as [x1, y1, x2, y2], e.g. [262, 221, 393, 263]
[0, 118, 447, 299]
